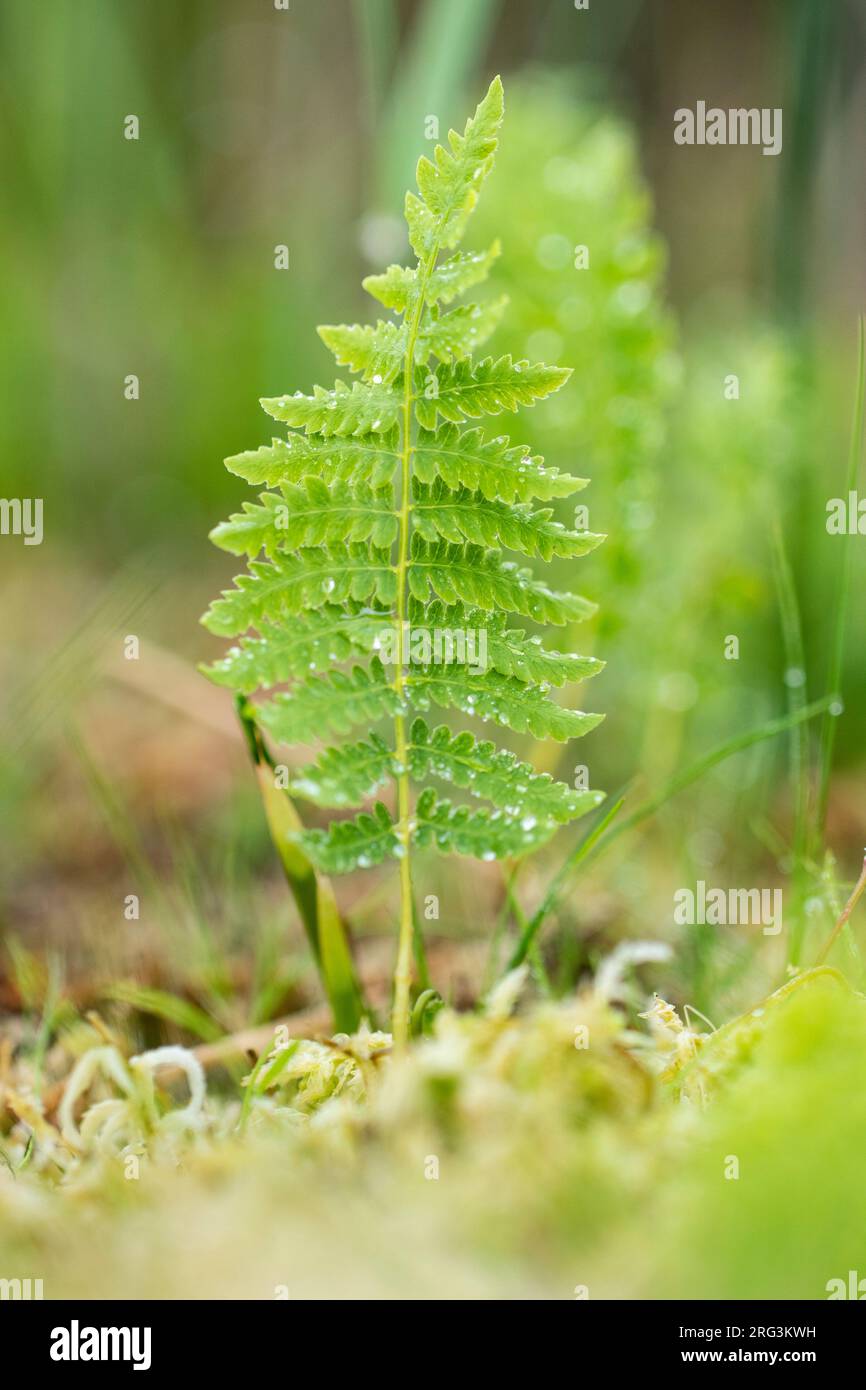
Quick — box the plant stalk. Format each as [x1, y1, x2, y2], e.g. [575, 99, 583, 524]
[814, 316, 865, 846]
[391, 247, 438, 1045]
[815, 854, 866, 966]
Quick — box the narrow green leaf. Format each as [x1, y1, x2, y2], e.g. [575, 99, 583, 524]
[201, 546, 396, 636]
[293, 734, 396, 807]
[412, 477, 605, 559]
[103, 983, 223, 1043]
[405, 74, 504, 257]
[256, 659, 402, 745]
[236, 703, 363, 1031]
[408, 536, 596, 625]
[318, 321, 406, 383]
[414, 355, 571, 429]
[262, 380, 400, 437]
[200, 608, 386, 693]
[408, 719, 603, 822]
[408, 666, 603, 741]
[413, 423, 587, 503]
[363, 242, 501, 313]
[227, 432, 398, 489]
[414, 786, 554, 860]
[295, 802, 400, 874]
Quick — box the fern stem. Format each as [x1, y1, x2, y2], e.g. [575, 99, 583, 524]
[392, 248, 438, 1046]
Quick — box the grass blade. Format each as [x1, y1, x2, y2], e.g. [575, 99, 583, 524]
[235, 699, 364, 1034]
[375, 0, 502, 211]
[814, 316, 866, 844]
[508, 698, 833, 972]
[771, 519, 811, 963]
[507, 792, 627, 971]
[103, 982, 223, 1044]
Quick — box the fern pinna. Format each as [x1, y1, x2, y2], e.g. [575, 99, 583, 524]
[202, 77, 605, 1041]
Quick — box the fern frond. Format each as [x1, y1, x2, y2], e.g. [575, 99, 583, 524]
[413, 424, 586, 503]
[318, 297, 506, 381]
[292, 734, 396, 808]
[414, 355, 570, 429]
[200, 608, 386, 692]
[417, 297, 507, 363]
[408, 719, 602, 823]
[363, 243, 501, 313]
[226, 432, 398, 489]
[203, 74, 607, 1042]
[317, 322, 405, 384]
[407, 535, 596, 624]
[412, 478, 605, 560]
[208, 493, 286, 559]
[405, 74, 504, 258]
[413, 787, 554, 859]
[255, 659, 401, 746]
[210, 480, 397, 556]
[262, 380, 400, 437]
[202, 545, 396, 635]
[406, 599, 604, 687]
[485, 621, 603, 686]
[296, 786, 557, 873]
[407, 665, 602, 741]
[295, 802, 399, 874]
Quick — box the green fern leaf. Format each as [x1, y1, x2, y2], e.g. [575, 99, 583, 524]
[405, 74, 504, 258]
[294, 802, 399, 874]
[211, 480, 397, 555]
[202, 77, 607, 1035]
[200, 608, 385, 692]
[407, 535, 596, 624]
[412, 478, 605, 559]
[413, 424, 586, 503]
[255, 659, 401, 746]
[317, 322, 406, 384]
[202, 545, 396, 635]
[226, 432, 398, 489]
[208, 493, 287, 559]
[292, 734, 396, 808]
[261, 380, 400, 437]
[408, 719, 602, 822]
[417, 297, 507, 363]
[413, 787, 554, 859]
[414, 355, 571, 430]
[407, 665, 602, 741]
[404, 598, 603, 688]
[484, 619, 603, 686]
[363, 242, 501, 313]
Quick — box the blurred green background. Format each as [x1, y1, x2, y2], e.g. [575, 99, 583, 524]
[1, 0, 865, 1030]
